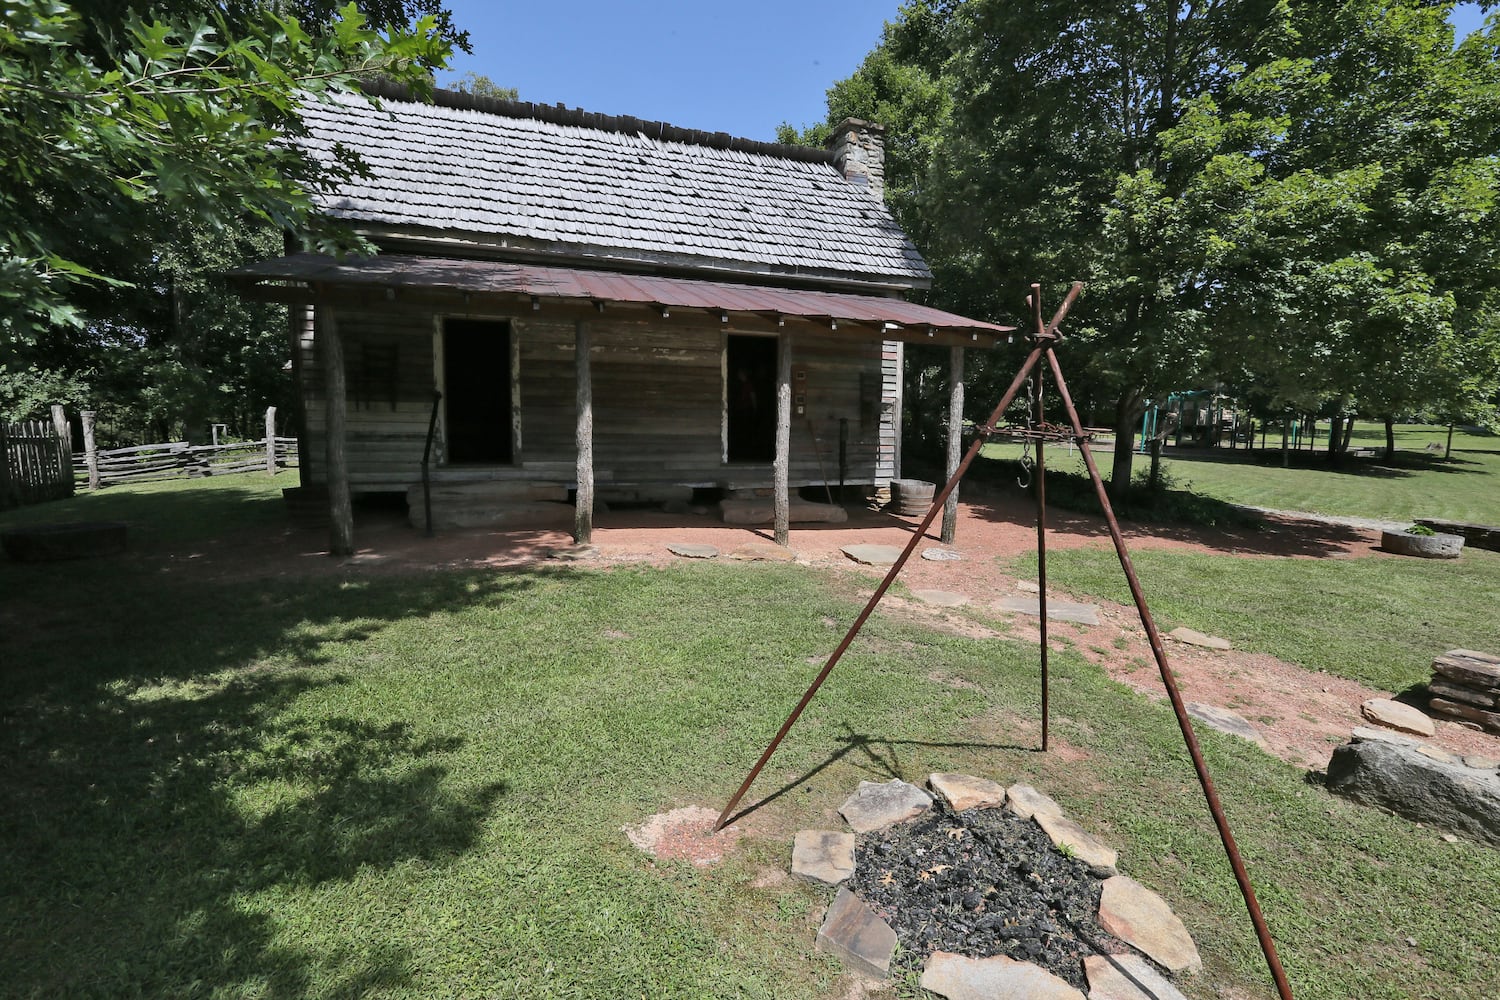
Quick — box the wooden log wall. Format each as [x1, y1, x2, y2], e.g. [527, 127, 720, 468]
[297, 305, 899, 492]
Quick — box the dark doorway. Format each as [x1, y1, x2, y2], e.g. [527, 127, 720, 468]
[726, 334, 777, 463]
[443, 318, 513, 464]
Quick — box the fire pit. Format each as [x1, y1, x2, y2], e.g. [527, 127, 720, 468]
[802, 776, 1201, 998]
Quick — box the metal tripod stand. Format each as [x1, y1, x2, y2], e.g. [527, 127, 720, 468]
[712, 282, 1294, 1000]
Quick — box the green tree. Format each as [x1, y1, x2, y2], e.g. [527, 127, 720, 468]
[451, 71, 517, 100]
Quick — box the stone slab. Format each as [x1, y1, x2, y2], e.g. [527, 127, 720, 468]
[841, 543, 904, 566]
[815, 886, 897, 980]
[839, 779, 933, 833]
[1097, 875, 1202, 975]
[1033, 811, 1119, 874]
[665, 542, 718, 559]
[725, 542, 796, 562]
[1006, 783, 1064, 822]
[1328, 734, 1500, 848]
[912, 589, 970, 608]
[1432, 650, 1500, 690]
[791, 830, 855, 885]
[994, 596, 1100, 626]
[1428, 697, 1500, 734]
[928, 773, 1006, 813]
[1187, 702, 1268, 749]
[921, 548, 964, 562]
[1084, 954, 1190, 1000]
[1168, 627, 1232, 651]
[1429, 679, 1498, 708]
[1015, 579, 1041, 594]
[920, 951, 1085, 1000]
[1360, 698, 1435, 737]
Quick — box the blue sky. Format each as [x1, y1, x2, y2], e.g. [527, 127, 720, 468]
[437, 2, 1493, 144]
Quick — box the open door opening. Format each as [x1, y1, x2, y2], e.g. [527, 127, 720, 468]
[443, 318, 512, 464]
[726, 334, 777, 463]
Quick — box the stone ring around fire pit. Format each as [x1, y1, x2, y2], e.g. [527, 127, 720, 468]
[791, 776, 1202, 999]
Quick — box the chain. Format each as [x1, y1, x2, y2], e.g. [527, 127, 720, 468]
[1017, 377, 1035, 488]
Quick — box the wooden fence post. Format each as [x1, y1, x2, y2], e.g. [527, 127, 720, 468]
[264, 406, 278, 474]
[941, 347, 965, 545]
[774, 333, 793, 547]
[82, 410, 100, 490]
[573, 319, 594, 545]
[51, 404, 74, 498]
[0, 421, 15, 509]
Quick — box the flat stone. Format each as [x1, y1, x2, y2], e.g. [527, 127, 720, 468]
[665, 542, 718, 559]
[1350, 725, 1424, 749]
[921, 548, 963, 561]
[815, 886, 897, 980]
[1033, 811, 1118, 874]
[1097, 875, 1202, 974]
[994, 596, 1100, 625]
[912, 589, 969, 608]
[547, 544, 598, 561]
[1168, 626, 1232, 651]
[1084, 954, 1190, 1000]
[791, 830, 855, 885]
[1428, 697, 1500, 734]
[1361, 698, 1436, 737]
[928, 773, 1006, 812]
[1187, 702, 1268, 748]
[842, 543, 904, 566]
[1464, 755, 1500, 771]
[1328, 736, 1500, 847]
[1005, 783, 1064, 822]
[1432, 649, 1500, 689]
[1015, 579, 1041, 593]
[725, 542, 796, 562]
[839, 779, 933, 833]
[1428, 678, 1498, 708]
[920, 951, 1085, 1000]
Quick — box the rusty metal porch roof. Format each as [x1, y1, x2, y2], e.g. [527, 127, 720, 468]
[230, 253, 1014, 347]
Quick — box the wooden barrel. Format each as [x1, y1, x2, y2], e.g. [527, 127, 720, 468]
[891, 478, 935, 516]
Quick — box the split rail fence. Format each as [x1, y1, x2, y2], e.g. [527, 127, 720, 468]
[2, 405, 296, 509]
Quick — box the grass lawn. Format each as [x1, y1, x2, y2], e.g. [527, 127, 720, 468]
[979, 422, 1500, 524]
[4, 478, 1499, 999]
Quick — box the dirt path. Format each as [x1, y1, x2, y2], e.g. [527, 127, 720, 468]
[147, 487, 1500, 770]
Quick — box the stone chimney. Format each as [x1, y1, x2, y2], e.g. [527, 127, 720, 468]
[825, 118, 886, 201]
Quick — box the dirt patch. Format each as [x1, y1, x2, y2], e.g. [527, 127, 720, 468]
[622, 806, 744, 867]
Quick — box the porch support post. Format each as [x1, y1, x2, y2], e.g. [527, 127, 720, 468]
[941, 346, 965, 544]
[773, 332, 793, 547]
[318, 305, 354, 556]
[574, 318, 594, 545]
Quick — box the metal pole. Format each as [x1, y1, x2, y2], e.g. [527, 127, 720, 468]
[1044, 347, 1294, 1000]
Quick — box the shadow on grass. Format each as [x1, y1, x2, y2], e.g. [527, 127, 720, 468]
[725, 726, 1034, 826]
[0, 526, 548, 997]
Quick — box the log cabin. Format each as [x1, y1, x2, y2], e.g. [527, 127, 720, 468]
[231, 83, 1012, 553]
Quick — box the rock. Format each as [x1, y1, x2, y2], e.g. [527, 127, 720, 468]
[1428, 679, 1498, 708]
[1427, 697, 1500, 735]
[1327, 733, 1500, 848]
[921, 548, 964, 561]
[1432, 649, 1500, 689]
[911, 589, 969, 608]
[1186, 702, 1267, 748]
[547, 544, 598, 561]
[1084, 954, 1190, 1000]
[1097, 875, 1202, 975]
[665, 542, 718, 559]
[1033, 811, 1118, 874]
[815, 887, 897, 980]
[1380, 529, 1464, 558]
[791, 830, 856, 885]
[841, 543, 904, 566]
[1167, 627, 1232, 651]
[1015, 579, 1041, 594]
[1464, 755, 1499, 771]
[725, 542, 796, 562]
[920, 952, 1085, 1000]
[994, 596, 1100, 626]
[1360, 698, 1436, 737]
[839, 779, 933, 833]
[1350, 725, 1424, 749]
[928, 773, 1006, 812]
[1005, 783, 1064, 822]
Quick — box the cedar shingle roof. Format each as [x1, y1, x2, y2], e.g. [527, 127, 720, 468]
[298, 90, 932, 288]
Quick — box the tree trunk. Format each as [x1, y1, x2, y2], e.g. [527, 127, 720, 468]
[1148, 436, 1163, 490]
[319, 307, 354, 557]
[773, 333, 792, 547]
[1109, 393, 1141, 501]
[1340, 418, 1354, 451]
[1383, 416, 1396, 462]
[1446, 422, 1454, 460]
[573, 319, 593, 545]
[1326, 414, 1344, 466]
